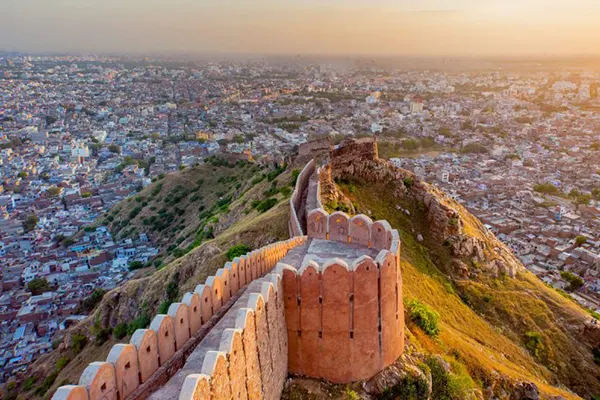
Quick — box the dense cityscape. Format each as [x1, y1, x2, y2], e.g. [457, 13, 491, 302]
[1, 54, 599, 384]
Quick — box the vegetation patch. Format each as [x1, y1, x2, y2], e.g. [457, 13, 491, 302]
[226, 244, 251, 261]
[407, 299, 441, 337]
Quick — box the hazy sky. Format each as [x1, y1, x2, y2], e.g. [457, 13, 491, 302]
[1, 0, 600, 56]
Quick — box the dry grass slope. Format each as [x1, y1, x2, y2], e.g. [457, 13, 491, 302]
[23, 161, 295, 400]
[335, 180, 598, 400]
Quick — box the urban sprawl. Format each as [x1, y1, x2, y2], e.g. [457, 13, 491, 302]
[0, 55, 599, 380]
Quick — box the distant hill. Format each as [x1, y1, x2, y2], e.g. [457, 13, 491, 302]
[102, 157, 291, 265]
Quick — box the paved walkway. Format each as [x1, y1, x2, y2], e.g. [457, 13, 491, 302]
[150, 168, 379, 399]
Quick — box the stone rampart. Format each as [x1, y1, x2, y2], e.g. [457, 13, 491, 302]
[52, 236, 307, 400]
[305, 208, 400, 257]
[279, 252, 403, 383]
[55, 153, 406, 400]
[282, 205, 403, 383]
[178, 271, 287, 400]
[289, 159, 315, 237]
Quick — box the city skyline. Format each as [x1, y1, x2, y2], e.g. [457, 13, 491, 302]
[2, 0, 600, 56]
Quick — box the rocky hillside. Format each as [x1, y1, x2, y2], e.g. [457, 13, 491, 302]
[101, 157, 289, 264]
[306, 139, 600, 400]
[11, 145, 600, 400]
[15, 158, 300, 400]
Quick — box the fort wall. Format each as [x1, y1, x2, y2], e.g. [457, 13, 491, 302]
[287, 207, 404, 383]
[289, 159, 315, 237]
[179, 272, 288, 400]
[52, 237, 307, 400]
[54, 152, 405, 400]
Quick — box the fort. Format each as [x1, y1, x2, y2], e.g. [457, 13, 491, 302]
[53, 139, 405, 400]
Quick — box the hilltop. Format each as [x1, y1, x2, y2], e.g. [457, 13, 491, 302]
[303, 138, 600, 400]
[18, 157, 300, 399]
[11, 143, 600, 400]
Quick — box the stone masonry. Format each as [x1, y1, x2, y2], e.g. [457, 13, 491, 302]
[53, 151, 405, 400]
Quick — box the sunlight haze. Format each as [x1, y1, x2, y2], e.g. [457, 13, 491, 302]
[1, 0, 600, 55]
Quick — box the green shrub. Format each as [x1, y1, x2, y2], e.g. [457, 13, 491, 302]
[426, 356, 475, 400]
[403, 177, 414, 189]
[460, 142, 488, 154]
[56, 356, 70, 372]
[23, 376, 36, 391]
[291, 169, 300, 184]
[280, 186, 292, 196]
[158, 300, 172, 314]
[127, 314, 150, 335]
[70, 333, 88, 354]
[128, 261, 145, 271]
[256, 198, 278, 213]
[113, 323, 128, 339]
[407, 299, 440, 337]
[80, 288, 106, 313]
[534, 183, 561, 195]
[27, 278, 51, 295]
[263, 185, 280, 197]
[560, 271, 584, 291]
[379, 369, 430, 400]
[226, 244, 251, 261]
[524, 331, 546, 359]
[94, 326, 112, 345]
[34, 371, 57, 396]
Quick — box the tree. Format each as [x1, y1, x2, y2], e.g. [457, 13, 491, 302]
[18, 171, 28, 179]
[461, 142, 488, 154]
[128, 261, 145, 271]
[80, 289, 106, 313]
[108, 144, 121, 154]
[533, 183, 560, 195]
[232, 134, 245, 144]
[89, 143, 103, 156]
[402, 139, 419, 151]
[560, 271, 584, 291]
[27, 278, 51, 295]
[23, 214, 39, 232]
[47, 187, 61, 197]
[575, 235, 588, 247]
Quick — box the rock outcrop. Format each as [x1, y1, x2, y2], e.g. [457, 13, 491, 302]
[324, 138, 522, 278]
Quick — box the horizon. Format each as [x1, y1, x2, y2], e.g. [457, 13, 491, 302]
[2, 0, 600, 56]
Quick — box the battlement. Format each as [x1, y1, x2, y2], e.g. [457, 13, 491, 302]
[52, 237, 306, 400]
[289, 159, 315, 237]
[54, 154, 404, 400]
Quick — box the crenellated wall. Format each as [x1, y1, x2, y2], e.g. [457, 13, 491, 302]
[54, 155, 405, 400]
[52, 236, 307, 400]
[287, 207, 404, 383]
[289, 159, 315, 237]
[179, 271, 288, 400]
[305, 207, 400, 257]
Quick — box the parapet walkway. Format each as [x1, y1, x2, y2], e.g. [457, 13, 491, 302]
[53, 158, 405, 400]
